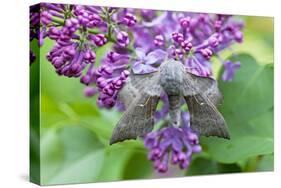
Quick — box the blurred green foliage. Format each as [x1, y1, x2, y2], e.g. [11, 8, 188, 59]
[30, 16, 274, 185]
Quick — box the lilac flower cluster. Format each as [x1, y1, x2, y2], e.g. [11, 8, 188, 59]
[144, 113, 201, 173]
[131, 13, 244, 80]
[30, 4, 40, 64]
[90, 52, 130, 108]
[33, 3, 244, 173]
[43, 5, 99, 78]
[35, 4, 244, 106]
[81, 51, 131, 109]
[33, 3, 136, 107]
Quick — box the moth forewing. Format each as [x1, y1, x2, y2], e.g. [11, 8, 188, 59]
[110, 72, 162, 145]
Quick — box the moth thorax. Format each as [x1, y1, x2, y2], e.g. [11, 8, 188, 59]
[160, 61, 184, 95]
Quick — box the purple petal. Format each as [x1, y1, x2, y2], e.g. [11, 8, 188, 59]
[135, 47, 146, 59]
[171, 137, 183, 152]
[181, 112, 190, 127]
[145, 49, 167, 65]
[185, 57, 212, 78]
[132, 63, 158, 74]
[144, 132, 158, 148]
[222, 61, 241, 81]
[142, 12, 168, 27]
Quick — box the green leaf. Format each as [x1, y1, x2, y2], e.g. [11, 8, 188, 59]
[187, 158, 219, 175]
[57, 125, 103, 160]
[97, 147, 134, 181]
[41, 129, 64, 184]
[186, 157, 242, 176]
[122, 151, 153, 179]
[201, 54, 274, 164]
[248, 109, 273, 138]
[219, 54, 273, 128]
[216, 163, 241, 173]
[41, 126, 105, 185]
[256, 154, 274, 171]
[202, 136, 273, 164]
[47, 150, 104, 185]
[237, 154, 274, 172]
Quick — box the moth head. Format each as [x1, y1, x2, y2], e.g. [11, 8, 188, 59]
[166, 59, 179, 64]
[161, 59, 185, 71]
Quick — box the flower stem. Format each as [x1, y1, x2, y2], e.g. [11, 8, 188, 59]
[51, 16, 64, 25]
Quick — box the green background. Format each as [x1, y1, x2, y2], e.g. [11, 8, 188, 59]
[30, 16, 274, 185]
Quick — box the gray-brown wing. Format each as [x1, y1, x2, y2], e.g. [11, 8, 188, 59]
[110, 72, 162, 144]
[205, 79, 223, 106]
[118, 71, 160, 109]
[183, 72, 229, 139]
[184, 94, 230, 139]
[182, 72, 223, 106]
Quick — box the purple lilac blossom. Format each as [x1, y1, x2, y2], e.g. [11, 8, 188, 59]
[38, 3, 134, 107]
[29, 4, 40, 64]
[82, 51, 130, 108]
[131, 13, 243, 79]
[116, 31, 130, 47]
[122, 13, 137, 27]
[93, 56, 130, 108]
[34, 3, 244, 173]
[222, 61, 241, 81]
[74, 5, 102, 28]
[144, 112, 201, 173]
[132, 48, 167, 74]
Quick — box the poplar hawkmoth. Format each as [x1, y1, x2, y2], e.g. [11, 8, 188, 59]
[110, 59, 229, 145]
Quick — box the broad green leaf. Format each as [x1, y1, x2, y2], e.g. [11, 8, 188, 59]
[41, 126, 104, 185]
[30, 56, 40, 98]
[57, 126, 103, 160]
[97, 147, 134, 181]
[219, 54, 273, 128]
[216, 163, 241, 173]
[40, 95, 69, 130]
[237, 154, 274, 172]
[41, 129, 64, 184]
[122, 151, 153, 179]
[248, 109, 273, 138]
[30, 123, 40, 183]
[186, 157, 241, 176]
[47, 150, 104, 185]
[187, 158, 219, 175]
[202, 136, 273, 164]
[256, 154, 274, 172]
[201, 54, 274, 164]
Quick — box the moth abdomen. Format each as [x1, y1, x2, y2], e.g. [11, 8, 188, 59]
[168, 95, 181, 126]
